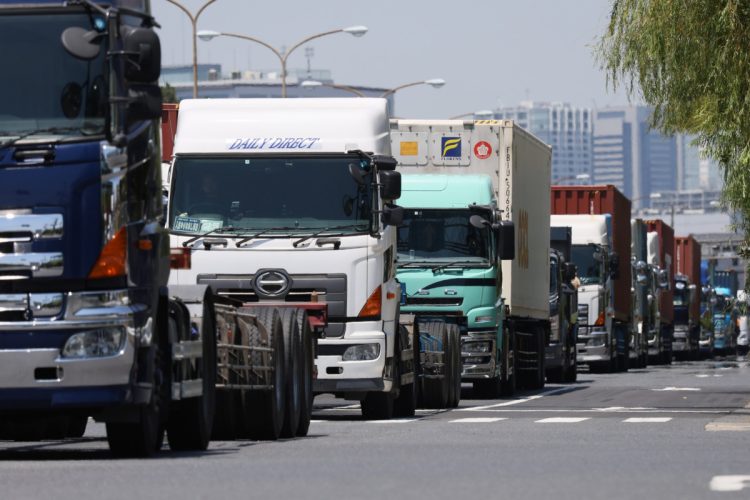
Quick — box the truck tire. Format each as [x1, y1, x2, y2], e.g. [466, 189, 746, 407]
[446, 324, 462, 408]
[244, 307, 286, 440]
[518, 326, 545, 390]
[563, 339, 578, 383]
[419, 320, 449, 409]
[295, 310, 314, 437]
[168, 297, 217, 451]
[278, 308, 303, 438]
[107, 344, 166, 457]
[394, 325, 417, 417]
[66, 416, 88, 438]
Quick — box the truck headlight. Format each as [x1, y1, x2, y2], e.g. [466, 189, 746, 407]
[342, 344, 380, 361]
[588, 333, 607, 347]
[61, 328, 125, 358]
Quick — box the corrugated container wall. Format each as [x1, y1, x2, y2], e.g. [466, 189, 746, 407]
[161, 103, 179, 163]
[674, 236, 701, 322]
[645, 219, 675, 324]
[550, 185, 632, 322]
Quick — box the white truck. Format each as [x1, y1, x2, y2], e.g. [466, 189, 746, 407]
[391, 119, 551, 390]
[166, 98, 416, 421]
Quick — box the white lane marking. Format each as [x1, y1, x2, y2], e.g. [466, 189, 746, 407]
[706, 421, 750, 431]
[695, 374, 723, 378]
[450, 417, 506, 423]
[461, 408, 727, 414]
[652, 387, 701, 392]
[459, 387, 572, 411]
[366, 419, 417, 424]
[535, 417, 590, 423]
[309, 420, 325, 424]
[709, 475, 750, 492]
[623, 417, 672, 423]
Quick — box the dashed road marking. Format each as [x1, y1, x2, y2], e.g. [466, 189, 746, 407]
[535, 417, 590, 423]
[450, 418, 507, 423]
[366, 419, 417, 424]
[623, 417, 672, 423]
[709, 475, 750, 492]
[652, 387, 701, 392]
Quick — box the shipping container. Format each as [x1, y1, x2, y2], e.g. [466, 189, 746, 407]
[675, 236, 701, 322]
[645, 219, 675, 324]
[161, 103, 179, 163]
[550, 186, 632, 322]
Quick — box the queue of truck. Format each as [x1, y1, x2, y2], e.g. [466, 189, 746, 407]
[0, 0, 744, 457]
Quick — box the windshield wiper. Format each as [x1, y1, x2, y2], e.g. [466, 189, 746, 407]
[292, 224, 367, 248]
[235, 226, 300, 248]
[396, 260, 435, 268]
[181, 226, 244, 247]
[0, 127, 91, 150]
[430, 260, 486, 273]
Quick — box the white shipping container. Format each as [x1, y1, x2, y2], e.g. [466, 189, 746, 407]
[390, 119, 551, 320]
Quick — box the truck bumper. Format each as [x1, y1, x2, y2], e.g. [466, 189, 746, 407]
[672, 330, 688, 352]
[0, 289, 146, 411]
[576, 327, 609, 362]
[461, 334, 496, 380]
[314, 323, 388, 395]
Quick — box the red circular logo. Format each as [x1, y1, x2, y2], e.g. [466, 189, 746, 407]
[474, 141, 492, 159]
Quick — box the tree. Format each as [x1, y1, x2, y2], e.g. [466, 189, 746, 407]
[597, 0, 750, 257]
[161, 83, 178, 103]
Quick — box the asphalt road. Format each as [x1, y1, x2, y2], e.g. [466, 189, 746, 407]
[1, 357, 749, 500]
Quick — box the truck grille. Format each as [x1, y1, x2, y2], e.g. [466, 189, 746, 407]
[578, 304, 589, 327]
[200, 273, 347, 337]
[405, 297, 463, 306]
[0, 211, 63, 280]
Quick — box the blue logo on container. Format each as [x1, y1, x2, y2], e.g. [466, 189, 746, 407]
[441, 137, 461, 158]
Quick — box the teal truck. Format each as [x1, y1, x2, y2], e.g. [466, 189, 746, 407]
[396, 174, 516, 397]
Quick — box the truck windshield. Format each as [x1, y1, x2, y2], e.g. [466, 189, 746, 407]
[168, 155, 374, 235]
[570, 244, 601, 285]
[0, 12, 107, 139]
[396, 209, 490, 264]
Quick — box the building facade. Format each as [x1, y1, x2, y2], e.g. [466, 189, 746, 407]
[494, 102, 593, 184]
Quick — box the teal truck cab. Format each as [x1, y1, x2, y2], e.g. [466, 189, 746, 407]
[396, 174, 516, 397]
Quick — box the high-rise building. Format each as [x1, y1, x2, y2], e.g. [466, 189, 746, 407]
[494, 101, 592, 184]
[593, 106, 677, 207]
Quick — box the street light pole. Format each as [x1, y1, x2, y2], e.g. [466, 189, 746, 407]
[198, 26, 367, 98]
[380, 79, 445, 98]
[163, 0, 219, 99]
[300, 80, 365, 97]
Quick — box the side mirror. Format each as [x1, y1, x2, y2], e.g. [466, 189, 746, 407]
[348, 163, 366, 185]
[563, 262, 577, 282]
[609, 251, 620, 280]
[61, 27, 103, 60]
[658, 269, 670, 289]
[380, 170, 401, 200]
[470, 215, 490, 229]
[381, 203, 403, 227]
[122, 26, 161, 83]
[372, 155, 398, 171]
[634, 260, 649, 285]
[498, 220, 514, 260]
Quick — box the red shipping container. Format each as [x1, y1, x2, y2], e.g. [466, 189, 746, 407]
[645, 219, 675, 324]
[551, 185, 632, 322]
[674, 236, 702, 323]
[161, 103, 179, 163]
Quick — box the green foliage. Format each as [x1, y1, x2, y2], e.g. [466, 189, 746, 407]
[598, 0, 750, 256]
[161, 83, 178, 104]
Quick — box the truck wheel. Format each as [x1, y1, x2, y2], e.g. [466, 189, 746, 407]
[394, 325, 417, 417]
[66, 416, 88, 438]
[278, 308, 303, 438]
[419, 321, 449, 408]
[294, 310, 315, 437]
[244, 308, 286, 440]
[168, 298, 217, 451]
[564, 342, 578, 383]
[519, 326, 546, 390]
[446, 324, 462, 408]
[107, 346, 165, 457]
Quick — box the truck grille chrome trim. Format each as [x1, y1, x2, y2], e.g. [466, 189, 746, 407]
[0, 212, 63, 240]
[0, 252, 63, 279]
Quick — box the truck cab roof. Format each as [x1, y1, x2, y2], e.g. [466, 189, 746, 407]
[173, 98, 391, 156]
[551, 214, 611, 246]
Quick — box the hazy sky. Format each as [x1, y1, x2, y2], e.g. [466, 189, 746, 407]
[153, 0, 634, 117]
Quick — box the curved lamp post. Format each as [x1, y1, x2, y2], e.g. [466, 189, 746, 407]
[379, 78, 445, 98]
[163, 0, 220, 98]
[198, 26, 368, 97]
[300, 80, 365, 97]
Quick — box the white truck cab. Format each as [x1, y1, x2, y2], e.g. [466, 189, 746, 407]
[166, 98, 406, 418]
